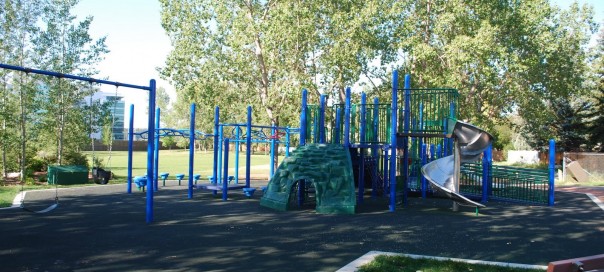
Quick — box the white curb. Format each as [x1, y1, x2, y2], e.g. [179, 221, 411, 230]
[336, 251, 548, 272]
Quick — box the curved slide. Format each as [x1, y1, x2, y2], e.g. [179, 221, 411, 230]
[421, 121, 492, 208]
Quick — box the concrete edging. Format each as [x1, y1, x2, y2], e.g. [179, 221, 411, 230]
[336, 250, 548, 272]
[586, 193, 604, 211]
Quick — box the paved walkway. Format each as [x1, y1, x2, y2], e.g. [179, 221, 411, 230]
[557, 186, 604, 202]
[1, 183, 603, 271]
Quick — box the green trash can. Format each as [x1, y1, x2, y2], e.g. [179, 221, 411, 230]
[47, 165, 89, 185]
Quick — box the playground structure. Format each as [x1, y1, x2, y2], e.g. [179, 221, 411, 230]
[126, 104, 299, 201]
[261, 70, 556, 213]
[0, 63, 557, 221]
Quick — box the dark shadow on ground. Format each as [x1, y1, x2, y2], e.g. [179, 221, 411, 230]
[1, 183, 603, 271]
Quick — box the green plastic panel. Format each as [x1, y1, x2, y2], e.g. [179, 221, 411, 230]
[260, 144, 356, 214]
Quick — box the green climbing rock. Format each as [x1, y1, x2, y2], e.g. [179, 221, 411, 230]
[260, 144, 356, 214]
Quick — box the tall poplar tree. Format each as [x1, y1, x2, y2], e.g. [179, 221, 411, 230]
[34, 0, 107, 164]
[0, 0, 43, 181]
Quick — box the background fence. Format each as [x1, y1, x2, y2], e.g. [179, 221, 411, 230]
[563, 152, 604, 175]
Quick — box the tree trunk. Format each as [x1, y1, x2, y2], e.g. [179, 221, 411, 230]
[1, 80, 7, 179]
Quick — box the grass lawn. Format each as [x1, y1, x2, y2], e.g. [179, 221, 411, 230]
[0, 185, 55, 207]
[86, 149, 273, 180]
[0, 149, 274, 208]
[358, 255, 545, 272]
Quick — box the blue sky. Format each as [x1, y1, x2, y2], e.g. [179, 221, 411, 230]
[72, 0, 604, 128]
[73, 0, 172, 127]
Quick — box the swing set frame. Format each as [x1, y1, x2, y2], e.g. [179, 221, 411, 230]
[0, 62, 158, 224]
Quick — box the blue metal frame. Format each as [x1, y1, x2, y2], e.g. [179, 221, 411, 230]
[127, 104, 134, 194]
[0, 63, 157, 224]
[188, 104, 196, 199]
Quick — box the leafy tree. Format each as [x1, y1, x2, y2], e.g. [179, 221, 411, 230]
[33, 0, 107, 164]
[586, 24, 604, 151]
[159, 0, 399, 126]
[0, 0, 43, 181]
[161, 136, 176, 150]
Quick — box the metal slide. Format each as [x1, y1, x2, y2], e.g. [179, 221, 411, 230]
[421, 121, 492, 208]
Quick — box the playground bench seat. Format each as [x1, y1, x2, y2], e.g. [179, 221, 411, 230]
[134, 176, 147, 191]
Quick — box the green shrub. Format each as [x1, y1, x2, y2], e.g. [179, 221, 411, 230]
[63, 151, 89, 168]
[27, 157, 48, 172]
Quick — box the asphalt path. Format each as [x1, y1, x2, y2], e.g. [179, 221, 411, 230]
[1, 182, 603, 271]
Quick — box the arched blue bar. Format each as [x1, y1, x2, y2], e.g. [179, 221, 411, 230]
[188, 103, 196, 199]
[127, 104, 134, 194]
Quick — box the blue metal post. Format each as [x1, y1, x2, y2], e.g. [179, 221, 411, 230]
[285, 128, 291, 157]
[548, 139, 556, 206]
[344, 87, 351, 147]
[154, 108, 160, 191]
[127, 104, 134, 194]
[418, 102, 424, 166]
[436, 144, 442, 159]
[481, 142, 492, 203]
[334, 108, 341, 144]
[383, 148, 389, 196]
[401, 73, 412, 207]
[188, 103, 196, 198]
[358, 93, 367, 204]
[389, 71, 399, 211]
[222, 138, 230, 201]
[146, 79, 156, 224]
[270, 126, 276, 179]
[246, 106, 252, 188]
[217, 124, 224, 185]
[319, 94, 326, 143]
[235, 125, 240, 184]
[212, 107, 219, 184]
[447, 102, 456, 155]
[300, 90, 307, 146]
[373, 97, 379, 143]
[421, 144, 427, 198]
[360, 93, 367, 144]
